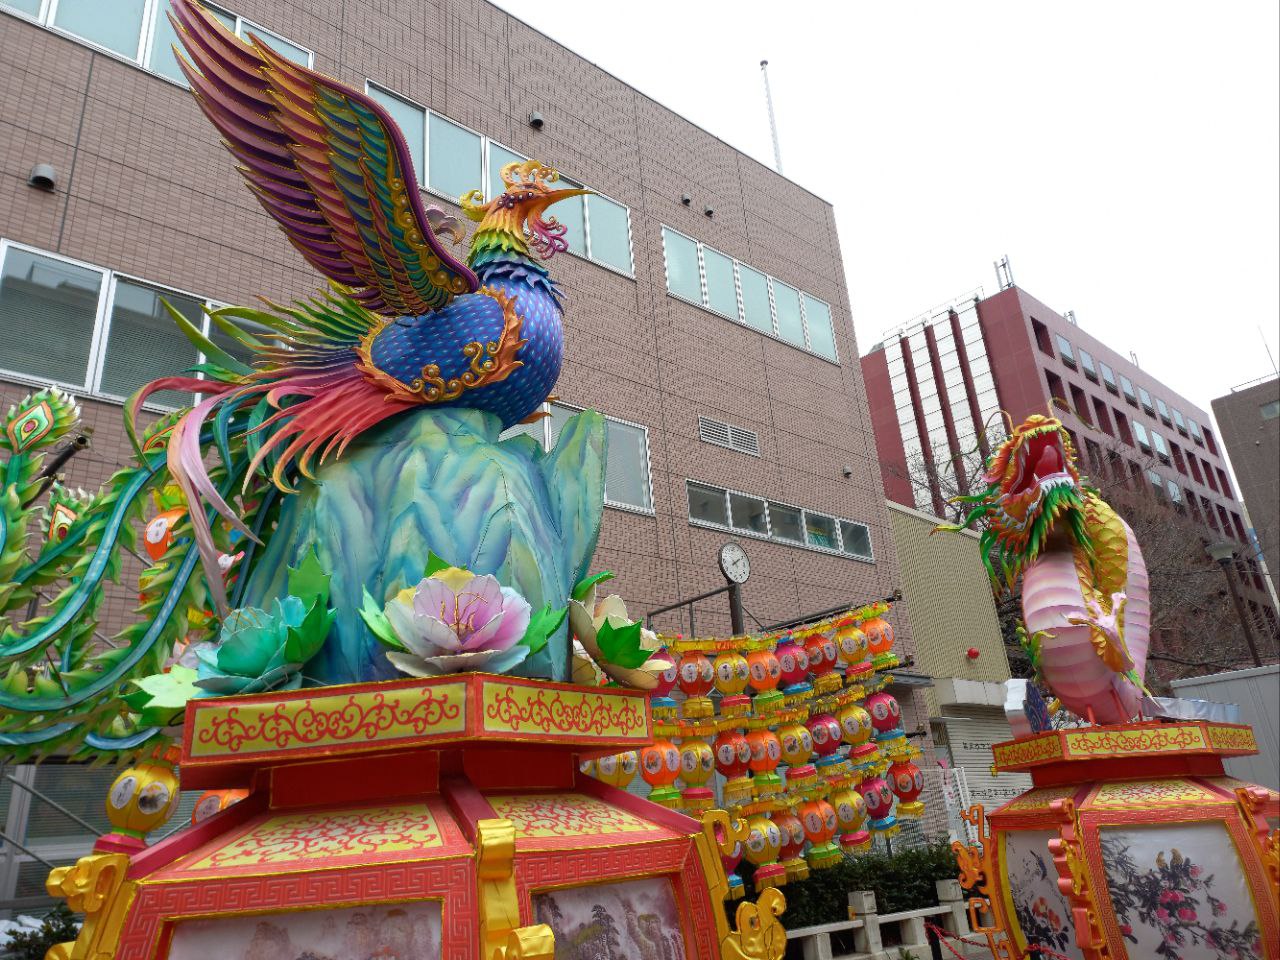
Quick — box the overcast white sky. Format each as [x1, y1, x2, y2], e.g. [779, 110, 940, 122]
[494, 0, 1279, 416]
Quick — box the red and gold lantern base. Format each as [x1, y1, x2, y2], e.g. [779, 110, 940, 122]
[957, 719, 1280, 960]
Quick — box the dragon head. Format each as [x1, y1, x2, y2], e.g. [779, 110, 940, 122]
[461, 160, 591, 261]
[941, 413, 1093, 586]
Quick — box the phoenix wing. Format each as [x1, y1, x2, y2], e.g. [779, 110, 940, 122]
[169, 0, 478, 315]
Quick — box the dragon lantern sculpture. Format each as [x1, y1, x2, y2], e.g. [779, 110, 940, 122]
[939, 414, 1151, 724]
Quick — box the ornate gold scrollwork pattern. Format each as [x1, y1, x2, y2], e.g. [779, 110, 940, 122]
[1235, 786, 1280, 909]
[1048, 798, 1113, 960]
[951, 804, 1018, 959]
[475, 817, 553, 960]
[43, 853, 134, 960]
[721, 886, 787, 960]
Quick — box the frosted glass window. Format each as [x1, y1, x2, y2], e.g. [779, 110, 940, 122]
[585, 195, 631, 274]
[0, 248, 101, 387]
[604, 419, 651, 510]
[662, 229, 701, 303]
[99, 280, 202, 408]
[688, 482, 728, 526]
[2, 0, 43, 15]
[53, 0, 146, 59]
[730, 492, 768, 534]
[738, 265, 772, 333]
[773, 282, 804, 347]
[702, 247, 737, 319]
[803, 294, 836, 360]
[768, 503, 803, 542]
[368, 87, 425, 185]
[428, 114, 482, 201]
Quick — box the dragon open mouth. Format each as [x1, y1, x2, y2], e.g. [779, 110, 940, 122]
[1008, 424, 1074, 499]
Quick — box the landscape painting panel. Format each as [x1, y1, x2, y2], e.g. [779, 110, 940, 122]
[167, 900, 442, 960]
[532, 875, 685, 959]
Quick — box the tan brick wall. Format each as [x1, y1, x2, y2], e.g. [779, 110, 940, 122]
[0, 2, 910, 655]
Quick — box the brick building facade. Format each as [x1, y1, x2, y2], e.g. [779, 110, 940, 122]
[1212, 376, 1280, 597]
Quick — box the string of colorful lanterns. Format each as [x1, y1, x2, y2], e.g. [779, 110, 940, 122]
[587, 602, 925, 896]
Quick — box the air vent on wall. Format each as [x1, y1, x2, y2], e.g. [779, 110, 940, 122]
[699, 416, 761, 457]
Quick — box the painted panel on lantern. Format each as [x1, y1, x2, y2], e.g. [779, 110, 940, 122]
[532, 876, 686, 960]
[1003, 830, 1083, 959]
[1101, 822, 1263, 960]
[168, 900, 442, 959]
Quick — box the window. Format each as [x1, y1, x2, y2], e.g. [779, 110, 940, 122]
[684, 482, 872, 560]
[1203, 459, 1218, 492]
[662, 227, 701, 302]
[1045, 371, 1067, 410]
[1216, 468, 1232, 498]
[1132, 421, 1151, 450]
[1187, 417, 1203, 442]
[729, 492, 768, 535]
[147, 4, 310, 85]
[839, 520, 872, 560]
[428, 113, 483, 201]
[1148, 470, 1165, 500]
[688, 482, 728, 526]
[768, 502, 804, 542]
[1099, 361, 1118, 394]
[698, 416, 760, 457]
[1120, 374, 1137, 405]
[702, 247, 737, 319]
[1171, 407, 1187, 433]
[1114, 409, 1134, 446]
[367, 87, 634, 275]
[0, 240, 223, 410]
[1031, 318, 1053, 356]
[805, 512, 838, 549]
[1171, 443, 1187, 475]
[1078, 348, 1097, 381]
[1155, 397, 1171, 424]
[1262, 400, 1280, 421]
[1093, 399, 1114, 436]
[1070, 384, 1091, 425]
[1138, 385, 1154, 413]
[1188, 455, 1203, 485]
[772, 281, 804, 348]
[1151, 430, 1169, 462]
[1203, 427, 1218, 455]
[531, 402, 652, 511]
[19, 0, 312, 83]
[660, 227, 837, 361]
[1056, 334, 1076, 367]
[1167, 479, 1183, 507]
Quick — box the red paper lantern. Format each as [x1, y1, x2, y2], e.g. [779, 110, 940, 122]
[713, 730, 752, 781]
[677, 651, 713, 697]
[745, 650, 781, 693]
[798, 799, 837, 846]
[746, 730, 782, 774]
[861, 774, 896, 823]
[804, 633, 839, 677]
[651, 651, 679, 697]
[775, 638, 809, 688]
[865, 691, 902, 736]
[773, 811, 806, 863]
[888, 759, 925, 819]
[806, 713, 842, 759]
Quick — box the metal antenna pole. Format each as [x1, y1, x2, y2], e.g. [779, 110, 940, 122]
[760, 60, 783, 174]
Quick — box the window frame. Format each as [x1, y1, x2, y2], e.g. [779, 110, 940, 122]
[505, 400, 655, 514]
[1099, 361, 1118, 394]
[660, 225, 839, 364]
[0, 238, 223, 413]
[1055, 334, 1076, 367]
[15, 0, 313, 85]
[683, 479, 873, 563]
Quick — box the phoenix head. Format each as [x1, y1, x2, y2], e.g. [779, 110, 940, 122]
[461, 160, 591, 265]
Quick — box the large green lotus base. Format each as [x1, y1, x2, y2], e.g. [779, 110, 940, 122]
[238, 407, 605, 684]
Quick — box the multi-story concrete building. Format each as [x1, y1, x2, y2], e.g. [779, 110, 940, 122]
[1213, 375, 1280, 597]
[0, 0, 931, 903]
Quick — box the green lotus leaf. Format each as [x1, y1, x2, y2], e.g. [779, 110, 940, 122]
[287, 547, 331, 610]
[571, 571, 614, 603]
[122, 666, 200, 725]
[359, 588, 403, 651]
[521, 603, 568, 655]
[595, 618, 650, 669]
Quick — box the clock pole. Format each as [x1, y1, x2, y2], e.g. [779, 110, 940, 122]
[727, 580, 745, 635]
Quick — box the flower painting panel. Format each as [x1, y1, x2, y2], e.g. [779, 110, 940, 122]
[167, 900, 442, 960]
[1003, 830, 1082, 959]
[532, 876, 685, 959]
[1101, 822, 1262, 960]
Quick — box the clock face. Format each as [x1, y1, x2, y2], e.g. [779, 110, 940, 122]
[719, 542, 750, 583]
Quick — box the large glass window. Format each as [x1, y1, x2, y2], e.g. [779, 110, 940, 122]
[548, 172, 586, 258]
[840, 521, 872, 559]
[1132, 421, 1150, 448]
[804, 512, 837, 549]
[772, 281, 804, 347]
[660, 228, 837, 361]
[427, 114, 483, 201]
[738, 265, 772, 333]
[662, 228, 701, 303]
[53, 0, 147, 59]
[1156, 397, 1171, 422]
[0, 241, 243, 411]
[1171, 407, 1186, 432]
[1138, 385, 1154, 412]
[603, 417, 651, 510]
[1078, 348, 1097, 380]
[684, 482, 871, 560]
[0, 247, 102, 387]
[803, 294, 836, 360]
[1099, 361, 1118, 392]
[1055, 334, 1076, 365]
[584, 195, 631, 274]
[368, 86, 427, 183]
[702, 247, 737, 319]
[98, 278, 202, 406]
[1120, 374, 1137, 403]
[2, 0, 43, 15]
